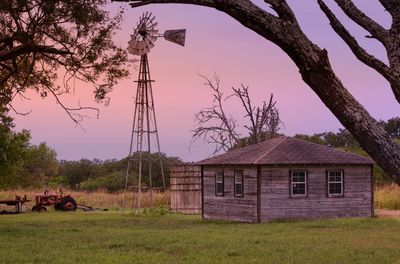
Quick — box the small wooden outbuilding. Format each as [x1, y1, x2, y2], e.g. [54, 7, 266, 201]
[197, 136, 374, 223]
[170, 164, 202, 214]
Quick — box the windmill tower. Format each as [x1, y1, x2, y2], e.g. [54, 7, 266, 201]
[123, 12, 186, 213]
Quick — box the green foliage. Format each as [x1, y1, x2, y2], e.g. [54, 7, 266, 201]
[294, 119, 400, 185]
[59, 159, 96, 189]
[79, 171, 125, 192]
[21, 143, 59, 187]
[295, 128, 361, 150]
[0, 115, 60, 189]
[58, 153, 183, 192]
[123, 152, 183, 188]
[379, 117, 400, 139]
[0, 124, 30, 188]
[1, 212, 400, 263]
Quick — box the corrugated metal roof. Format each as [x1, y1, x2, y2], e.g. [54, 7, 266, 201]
[197, 136, 373, 165]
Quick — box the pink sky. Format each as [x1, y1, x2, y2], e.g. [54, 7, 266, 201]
[12, 0, 400, 162]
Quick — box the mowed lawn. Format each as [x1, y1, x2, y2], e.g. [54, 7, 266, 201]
[1, 212, 400, 264]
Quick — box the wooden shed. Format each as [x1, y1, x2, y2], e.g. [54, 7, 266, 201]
[198, 136, 374, 223]
[170, 164, 201, 214]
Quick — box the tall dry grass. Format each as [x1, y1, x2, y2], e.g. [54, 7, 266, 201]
[0, 189, 170, 211]
[375, 184, 400, 210]
[2, 184, 400, 211]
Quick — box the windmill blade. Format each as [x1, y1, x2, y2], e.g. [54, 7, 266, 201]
[144, 38, 155, 49]
[127, 12, 186, 55]
[164, 29, 186, 46]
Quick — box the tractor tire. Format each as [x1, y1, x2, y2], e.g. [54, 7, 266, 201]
[32, 205, 47, 212]
[58, 197, 77, 211]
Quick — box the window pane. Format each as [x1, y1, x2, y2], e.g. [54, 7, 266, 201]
[328, 171, 343, 195]
[329, 171, 342, 180]
[292, 171, 306, 183]
[216, 174, 223, 183]
[234, 171, 243, 197]
[329, 183, 342, 194]
[292, 183, 306, 195]
[217, 183, 224, 194]
[235, 184, 242, 196]
[216, 171, 224, 195]
[235, 171, 243, 183]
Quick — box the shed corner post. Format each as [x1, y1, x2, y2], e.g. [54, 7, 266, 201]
[257, 165, 261, 223]
[370, 164, 374, 218]
[201, 165, 204, 219]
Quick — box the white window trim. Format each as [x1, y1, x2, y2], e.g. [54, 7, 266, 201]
[291, 171, 307, 197]
[327, 171, 344, 197]
[234, 171, 243, 198]
[215, 171, 224, 196]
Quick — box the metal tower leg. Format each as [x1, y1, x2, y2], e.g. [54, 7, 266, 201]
[123, 54, 165, 215]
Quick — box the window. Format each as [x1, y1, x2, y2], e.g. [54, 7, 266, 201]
[328, 171, 343, 197]
[215, 171, 224, 196]
[291, 171, 307, 196]
[234, 170, 243, 197]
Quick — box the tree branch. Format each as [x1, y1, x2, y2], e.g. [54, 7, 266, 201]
[264, 0, 296, 22]
[333, 0, 388, 42]
[0, 43, 71, 62]
[318, 0, 394, 83]
[378, 0, 400, 19]
[126, 0, 217, 8]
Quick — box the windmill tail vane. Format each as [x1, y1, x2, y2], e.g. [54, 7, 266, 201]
[164, 29, 186, 46]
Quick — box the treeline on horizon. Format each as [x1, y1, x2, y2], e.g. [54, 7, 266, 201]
[0, 119, 183, 190]
[1, 117, 399, 191]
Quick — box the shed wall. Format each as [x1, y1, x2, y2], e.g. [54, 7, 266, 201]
[260, 166, 372, 221]
[203, 165, 258, 223]
[170, 165, 201, 214]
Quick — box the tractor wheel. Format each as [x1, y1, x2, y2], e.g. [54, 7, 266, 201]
[58, 197, 77, 211]
[32, 205, 47, 212]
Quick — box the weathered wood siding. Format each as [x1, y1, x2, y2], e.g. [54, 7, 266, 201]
[203, 165, 258, 223]
[170, 165, 201, 214]
[260, 166, 373, 221]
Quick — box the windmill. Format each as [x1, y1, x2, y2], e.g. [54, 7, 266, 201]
[123, 12, 186, 213]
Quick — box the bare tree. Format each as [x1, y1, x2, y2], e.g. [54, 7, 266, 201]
[0, 0, 130, 124]
[113, 0, 400, 184]
[192, 75, 280, 154]
[192, 75, 240, 154]
[232, 84, 280, 146]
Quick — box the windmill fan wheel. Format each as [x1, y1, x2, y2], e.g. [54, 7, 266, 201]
[128, 12, 159, 56]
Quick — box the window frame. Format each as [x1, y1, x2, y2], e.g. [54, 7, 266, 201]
[234, 170, 244, 198]
[327, 170, 344, 197]
[215, 170, 224, 197]
[290, 170, 307, 197]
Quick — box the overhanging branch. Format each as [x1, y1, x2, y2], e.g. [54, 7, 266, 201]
[333, 0, 388, 42]
[0, 43, 71, 62]
[318, 0, 394, 83]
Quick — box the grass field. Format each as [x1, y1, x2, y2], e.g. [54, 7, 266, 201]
[1, 183, 400, 211]
[1, 211, 400, 264]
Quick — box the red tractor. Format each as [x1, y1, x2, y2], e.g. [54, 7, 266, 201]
[31, 189, 77, 212]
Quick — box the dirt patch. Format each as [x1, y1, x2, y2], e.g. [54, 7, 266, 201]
[375, 209, 400, 218]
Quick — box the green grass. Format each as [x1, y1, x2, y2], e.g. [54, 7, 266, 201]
[1, 212, 400, 264]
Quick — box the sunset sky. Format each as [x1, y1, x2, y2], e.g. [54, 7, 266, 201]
[12, 0, 400, 162]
